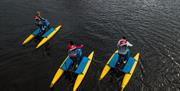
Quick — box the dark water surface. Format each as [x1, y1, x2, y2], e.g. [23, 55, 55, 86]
[1, 0, 180, 91]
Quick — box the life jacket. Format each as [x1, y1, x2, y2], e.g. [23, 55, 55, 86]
[118, 39, 127, 46]
[67, 45, 78, 58]
[67, 44, 83, 58]
[67, 45, 77, 51]
[34, 16, 41, 21]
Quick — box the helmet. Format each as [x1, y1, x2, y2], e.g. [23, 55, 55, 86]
[36, 11, 41, 16]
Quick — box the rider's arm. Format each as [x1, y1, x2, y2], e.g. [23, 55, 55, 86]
[40, 17, 45, 21]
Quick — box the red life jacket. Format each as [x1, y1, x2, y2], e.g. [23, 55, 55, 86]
[34, 16, 41, 20]
[67, 44, 84, 50]
[118, 39, 127, 46]
[67, 45, 77, 51]
[67, 44, 84, 58]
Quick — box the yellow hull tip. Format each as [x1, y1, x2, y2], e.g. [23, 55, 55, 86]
[135, 53, 140, 57]
[36, 44, 41, 48]
[73, 88, 77, 91]
[49, 84, 53, 88]
[88, 51, 94, 58]
[90, 51, 94, 55]
[57, 25, 61, 28]
[22, 40, 28, 45]
[35, 46, 39, 49]
[120, 87, 124, 91]
[22, 42, 25, 45]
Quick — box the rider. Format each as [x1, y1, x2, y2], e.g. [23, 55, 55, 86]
[67, 41, 84, 69]
[117, 36, 133, 64]
[34, 11, 50, 34]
